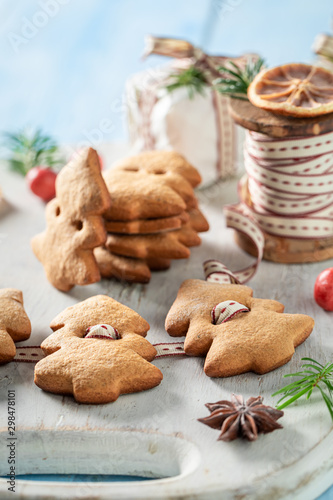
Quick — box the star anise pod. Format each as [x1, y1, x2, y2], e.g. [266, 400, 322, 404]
[198, 394, 284, 442]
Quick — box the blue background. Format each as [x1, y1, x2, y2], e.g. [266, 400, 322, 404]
[1, 0, 333, 146]
[1, 1, 333, 498]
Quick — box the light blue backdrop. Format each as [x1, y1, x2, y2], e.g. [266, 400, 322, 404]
[0, 0, 332, 146]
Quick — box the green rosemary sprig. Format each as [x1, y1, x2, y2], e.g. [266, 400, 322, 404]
[2, 128, 63, 176]
[214, 57, 265, 100]
[166, 65, 208, 99]
[272, 357, 333, 421]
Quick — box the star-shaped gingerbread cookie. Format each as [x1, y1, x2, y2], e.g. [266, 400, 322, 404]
[35, 295, 163, 403]
[0, 288, 31, 364]
[165, 280, 314, 377]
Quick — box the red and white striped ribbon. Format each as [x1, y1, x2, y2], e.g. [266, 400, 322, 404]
[14, 346, 44, 362]
[85, 324, 120, 340]
[211, 301, 249, 325]
[205, 130, 333, 284]
[154, 342, 185, 358]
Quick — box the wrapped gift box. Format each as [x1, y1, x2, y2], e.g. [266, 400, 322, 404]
[126, 37, 256, 186]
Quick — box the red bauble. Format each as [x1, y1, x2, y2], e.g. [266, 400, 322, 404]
[314, 268, 333, 311]
[26, 167, 57, 202]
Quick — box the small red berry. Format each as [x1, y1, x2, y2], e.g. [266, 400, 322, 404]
[314, 268, 333, 311]
[26, 166, 57, 202]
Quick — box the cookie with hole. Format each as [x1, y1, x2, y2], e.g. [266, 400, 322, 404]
[35, 295, 163, 403]
[165, 279, 314, 377]
[102, 168, 196, 221]
[112, 150, 202, 188]
[31, 148, 111, 292]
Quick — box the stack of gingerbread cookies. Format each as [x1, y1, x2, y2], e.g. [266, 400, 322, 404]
[94, 151, 209, 283]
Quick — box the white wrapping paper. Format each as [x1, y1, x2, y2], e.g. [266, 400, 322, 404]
[126, 57, 248, 186]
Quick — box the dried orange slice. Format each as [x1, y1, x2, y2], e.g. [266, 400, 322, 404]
[248, 63, 333, 117]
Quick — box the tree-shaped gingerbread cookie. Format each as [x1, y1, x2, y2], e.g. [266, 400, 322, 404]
[0, 288, 31, 364]
[34, 295, 163, 403]
[165, 279, 314, 377]
[31, 148, 111, 292]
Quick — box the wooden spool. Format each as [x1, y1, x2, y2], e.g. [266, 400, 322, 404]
[228, 99, 333, 263]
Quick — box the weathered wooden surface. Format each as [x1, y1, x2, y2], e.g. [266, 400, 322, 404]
[229, 99, 333, 138]
[0, 150, 332, 500]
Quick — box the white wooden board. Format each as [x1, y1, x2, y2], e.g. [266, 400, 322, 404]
[0, 149, 332, 500]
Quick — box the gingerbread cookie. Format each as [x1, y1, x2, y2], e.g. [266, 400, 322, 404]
[41, 295, 149, 353]
[113, 150, 202, 188]
[104, 209, 208, 235]
[188, 208, 209, 233]
[165, 279, 314, 377]
[145, 256, 171, 270]
[95, 247, 170, 283]
[31, 148, 111, 292]
[103, 169, 195, 221]
[105, 224, 201, 260]
[35, 295, 163, 403]
[35, 336, 162, 404]
[0, 289, 31, 364]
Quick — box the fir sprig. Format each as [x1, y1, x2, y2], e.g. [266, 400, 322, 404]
[272, 357, 333, 421]
[214, 57, 265, 100]
[166, 65, 208, 99]
[2, 128, 63, 176]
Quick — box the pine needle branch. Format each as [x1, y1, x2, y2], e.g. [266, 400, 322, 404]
[2, 128, 63, 176]
[272, 357, 333, 421]
[214, 57, 265, 100]
[166, 65, 208, 99]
